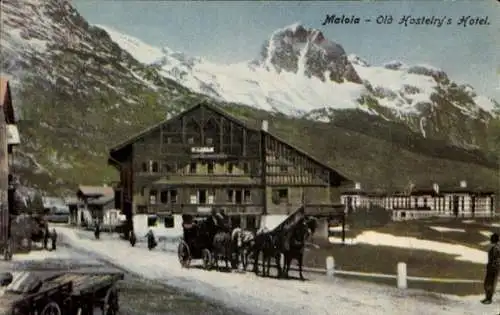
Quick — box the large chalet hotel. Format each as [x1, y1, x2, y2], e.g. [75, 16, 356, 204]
[108, 102, 351, 236]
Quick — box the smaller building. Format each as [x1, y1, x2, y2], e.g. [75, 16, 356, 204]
[43, 197, 69, 223]
[0, 77, 22, 259]
[341, 180, 496, 221]
[67, 186, 119, 228]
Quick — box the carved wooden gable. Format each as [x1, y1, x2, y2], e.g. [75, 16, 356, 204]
[265, 136, 330, 185]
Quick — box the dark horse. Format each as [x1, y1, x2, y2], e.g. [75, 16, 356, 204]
[252, 231, 282, 278]
[280, 216, 317, 280]
[205, 211, 234, 270]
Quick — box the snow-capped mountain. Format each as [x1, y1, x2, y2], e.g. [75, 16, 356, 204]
[99, 23, 498, 149]
[1, 0, 498, 194]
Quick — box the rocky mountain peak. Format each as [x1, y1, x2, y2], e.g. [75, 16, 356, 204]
[259, 23, 362, 84]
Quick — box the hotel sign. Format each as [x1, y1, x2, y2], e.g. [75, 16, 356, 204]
[191, 147, 214, 153]
[197, 207, 212, 213]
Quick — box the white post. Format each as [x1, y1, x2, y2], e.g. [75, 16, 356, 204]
[397, 262, 407, 289]
[279, 253, 285, 268]
[326, 256, 335, 277]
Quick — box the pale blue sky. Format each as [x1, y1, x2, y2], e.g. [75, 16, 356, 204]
[73, 1, 499, 100]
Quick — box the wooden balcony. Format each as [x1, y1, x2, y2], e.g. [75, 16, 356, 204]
[142, 203, 264, 215]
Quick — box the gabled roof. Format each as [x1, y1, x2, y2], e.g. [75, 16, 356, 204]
[77, 185, 114, 198]
[76, 185, 115, 206]
[108, 101, 351, 184]
[109, 101, 256, 155]
[0, 77, 16, 123]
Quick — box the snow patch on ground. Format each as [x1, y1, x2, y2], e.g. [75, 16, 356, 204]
[328, 231, 486, 264]
[429, 226, 466, 233]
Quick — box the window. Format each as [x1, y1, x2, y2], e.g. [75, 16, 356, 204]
[231, 216, 241, 228]
[423, 198, 427, 207]
[136, 206, 147, 214]
[147, 215, 157, 227]
[164, 215, 174, 228]
[227, 190, 234, 203]
[244, 190, 251, 203]
[190, 195, 197, 204]
[169, 190, 178, 204]
[166, 137, 172, 144]
[160, 191, 168, 203]
[243, 162, 249, 174]
[140, 186, 146, 196]
[198, 189, 207, 204]
[141, 162, 148, 172]
[188, 137, 194, 144]
[189, 163, 197, 174]
[208, 195, 215, 204]
[149, 190, 157, 204]
[206, 137, 213, 145]
[272, 188, 288, 205]
[246, 215, 256, 230]
[235, 190, 243, 204]
[152, 161, 159, 172]
[461, 196, 465, 211]
[228, 163, 234, 174]
[279, 165, 288, 173]
[207, 162, 214, 174]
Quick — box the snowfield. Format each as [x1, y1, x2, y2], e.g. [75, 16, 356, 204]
[95, 24, 497, 120]
[328, 231, 487, 264]
[55, 226, 492, 315]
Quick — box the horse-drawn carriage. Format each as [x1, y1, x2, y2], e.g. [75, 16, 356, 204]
[0, 270, 124, 315]
[177, 207, 316, 279]
[177, 214, 235, 270]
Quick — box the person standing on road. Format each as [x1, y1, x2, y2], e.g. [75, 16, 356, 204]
[43, 224, 49, 250]
[146, 229, 157, 250]
[94, 220, 101, 240]
[130, 232, 137, 247]
[50, 228, 57, 251]
[482, 232, 500, 304]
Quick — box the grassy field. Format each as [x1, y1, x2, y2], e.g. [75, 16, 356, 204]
[300, 218, 498, 296]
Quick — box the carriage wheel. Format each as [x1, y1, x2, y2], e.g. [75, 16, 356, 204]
[202, 249, 212, 270]
[102, 285, 120, 315]
[40, 301, 62, 315]
[178, 241, 191, 268]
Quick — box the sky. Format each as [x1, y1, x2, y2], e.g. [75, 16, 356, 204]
[73, 1, 499, 100]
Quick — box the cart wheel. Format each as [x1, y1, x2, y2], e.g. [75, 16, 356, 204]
[40, 301, 62, 315]
[177, 240, 191, 268]
[202, 249, 212, 270]
[102, 285, 120, 315]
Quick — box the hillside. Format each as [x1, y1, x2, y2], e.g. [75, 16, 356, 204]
[0, 0, 498, 196]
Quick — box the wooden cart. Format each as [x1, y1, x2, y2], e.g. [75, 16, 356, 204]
[0, 271, 124, 315]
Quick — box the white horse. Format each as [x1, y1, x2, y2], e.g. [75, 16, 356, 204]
[231, 227, 255, 271]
